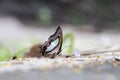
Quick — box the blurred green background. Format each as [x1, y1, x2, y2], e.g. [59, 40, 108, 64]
[0, 0, 120, 29]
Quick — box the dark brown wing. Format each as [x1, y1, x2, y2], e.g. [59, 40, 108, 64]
[42, 26, 63, 58]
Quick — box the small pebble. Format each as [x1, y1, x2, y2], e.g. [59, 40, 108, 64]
[74, 48, 81, 57]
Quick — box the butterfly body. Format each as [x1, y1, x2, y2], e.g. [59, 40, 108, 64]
[25, 26, 63, 58]
[25, 44, 43, 58]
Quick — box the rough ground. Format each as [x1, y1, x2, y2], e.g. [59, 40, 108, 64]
[0, 55, 120, 80]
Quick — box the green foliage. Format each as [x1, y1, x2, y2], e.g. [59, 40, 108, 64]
[38, 7, 52, 25]
[15, 48, 29, 58]
[0, 46, 12, 61]
[62, 33, 74, 54]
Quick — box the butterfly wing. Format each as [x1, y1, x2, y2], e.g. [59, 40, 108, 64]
[42, 26, 63, 57]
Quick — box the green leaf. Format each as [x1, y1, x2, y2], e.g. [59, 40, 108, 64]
[0, 47, 12, 61]
[62, 33, 74, 54]
[15, 48, 29, 58]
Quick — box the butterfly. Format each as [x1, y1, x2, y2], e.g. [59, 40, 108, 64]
[24, 26, 63, 58]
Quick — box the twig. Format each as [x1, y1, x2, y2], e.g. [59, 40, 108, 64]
[81, 48, 120, 55]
